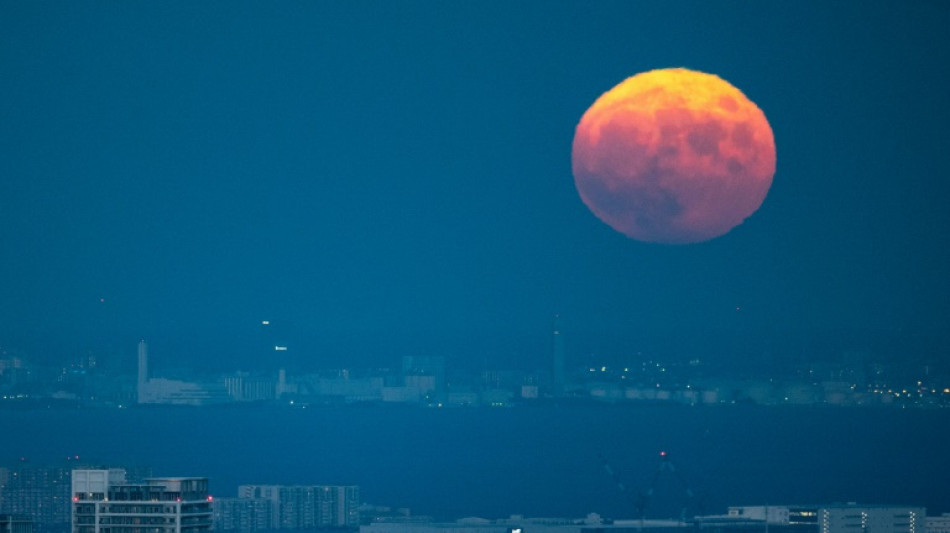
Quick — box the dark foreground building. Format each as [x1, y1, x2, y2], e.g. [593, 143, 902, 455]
[0, 466, 70, 533]
[0, 515, 34, 533]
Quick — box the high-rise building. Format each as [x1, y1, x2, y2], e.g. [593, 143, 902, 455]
[0, 515, 34, 533]
[137, 340, 148, 400]
[216, 485, 359, 532]
[212, 498, 274, 533]
[0, 466, 71, 533]
[1, 464, 151, 533]
[71, 470, 212, 533]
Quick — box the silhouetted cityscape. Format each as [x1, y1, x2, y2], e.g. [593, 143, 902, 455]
[2, 464, 950, 533]
[2, 325, 948, 409]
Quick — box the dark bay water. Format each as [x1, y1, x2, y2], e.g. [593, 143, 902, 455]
[2, 404, 948, 519]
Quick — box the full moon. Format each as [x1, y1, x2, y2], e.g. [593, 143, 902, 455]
[572, 68, 776, 244]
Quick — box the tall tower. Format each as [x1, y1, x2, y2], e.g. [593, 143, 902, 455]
[136, 340, 148, 403]
[552, 314, 565, 395]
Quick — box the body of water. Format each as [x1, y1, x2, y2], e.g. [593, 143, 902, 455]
[2, 403, 948, 519]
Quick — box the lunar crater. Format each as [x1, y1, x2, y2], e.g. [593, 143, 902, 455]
[572, 68, 775, 244]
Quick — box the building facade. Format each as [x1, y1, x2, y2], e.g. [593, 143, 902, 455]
[211, 498, 274, 533]
[713, 505, 924, 533]
[819, 505, 924, 533]
[214, 485, 359, 532]
[0, 466, 72, 533]
[0, 515, 34, 533]
[926, 515, 950, 533]
[71, 470, 212, 533]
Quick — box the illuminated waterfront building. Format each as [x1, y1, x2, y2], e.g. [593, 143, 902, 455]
[818, 505, 924, 533]
[712, 505, 925, 533]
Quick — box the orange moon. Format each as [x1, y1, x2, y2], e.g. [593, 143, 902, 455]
[572, 68, 776, 244]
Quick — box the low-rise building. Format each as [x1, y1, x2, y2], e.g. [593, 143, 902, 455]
[926, 514, 950, 533]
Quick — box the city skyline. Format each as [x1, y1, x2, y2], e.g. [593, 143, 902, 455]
[2, 2, 949, 373]
[4, 462, 945, 533]
[2, 3, 950, 526]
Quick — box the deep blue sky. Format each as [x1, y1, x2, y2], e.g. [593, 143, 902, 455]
[2, 1, 948, 372]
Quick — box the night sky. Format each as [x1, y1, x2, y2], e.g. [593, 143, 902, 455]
[2, 1, 949, 373]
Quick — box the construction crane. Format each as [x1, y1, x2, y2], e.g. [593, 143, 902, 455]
[597, 452, 648, 518]
[598, 451, 702, 522]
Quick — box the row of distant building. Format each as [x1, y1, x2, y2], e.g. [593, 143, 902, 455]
[135, 341, 950, 407]
[360, 506, 950, 533]
[2, 466, 950, 533]
[2, 339, 948, 408]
